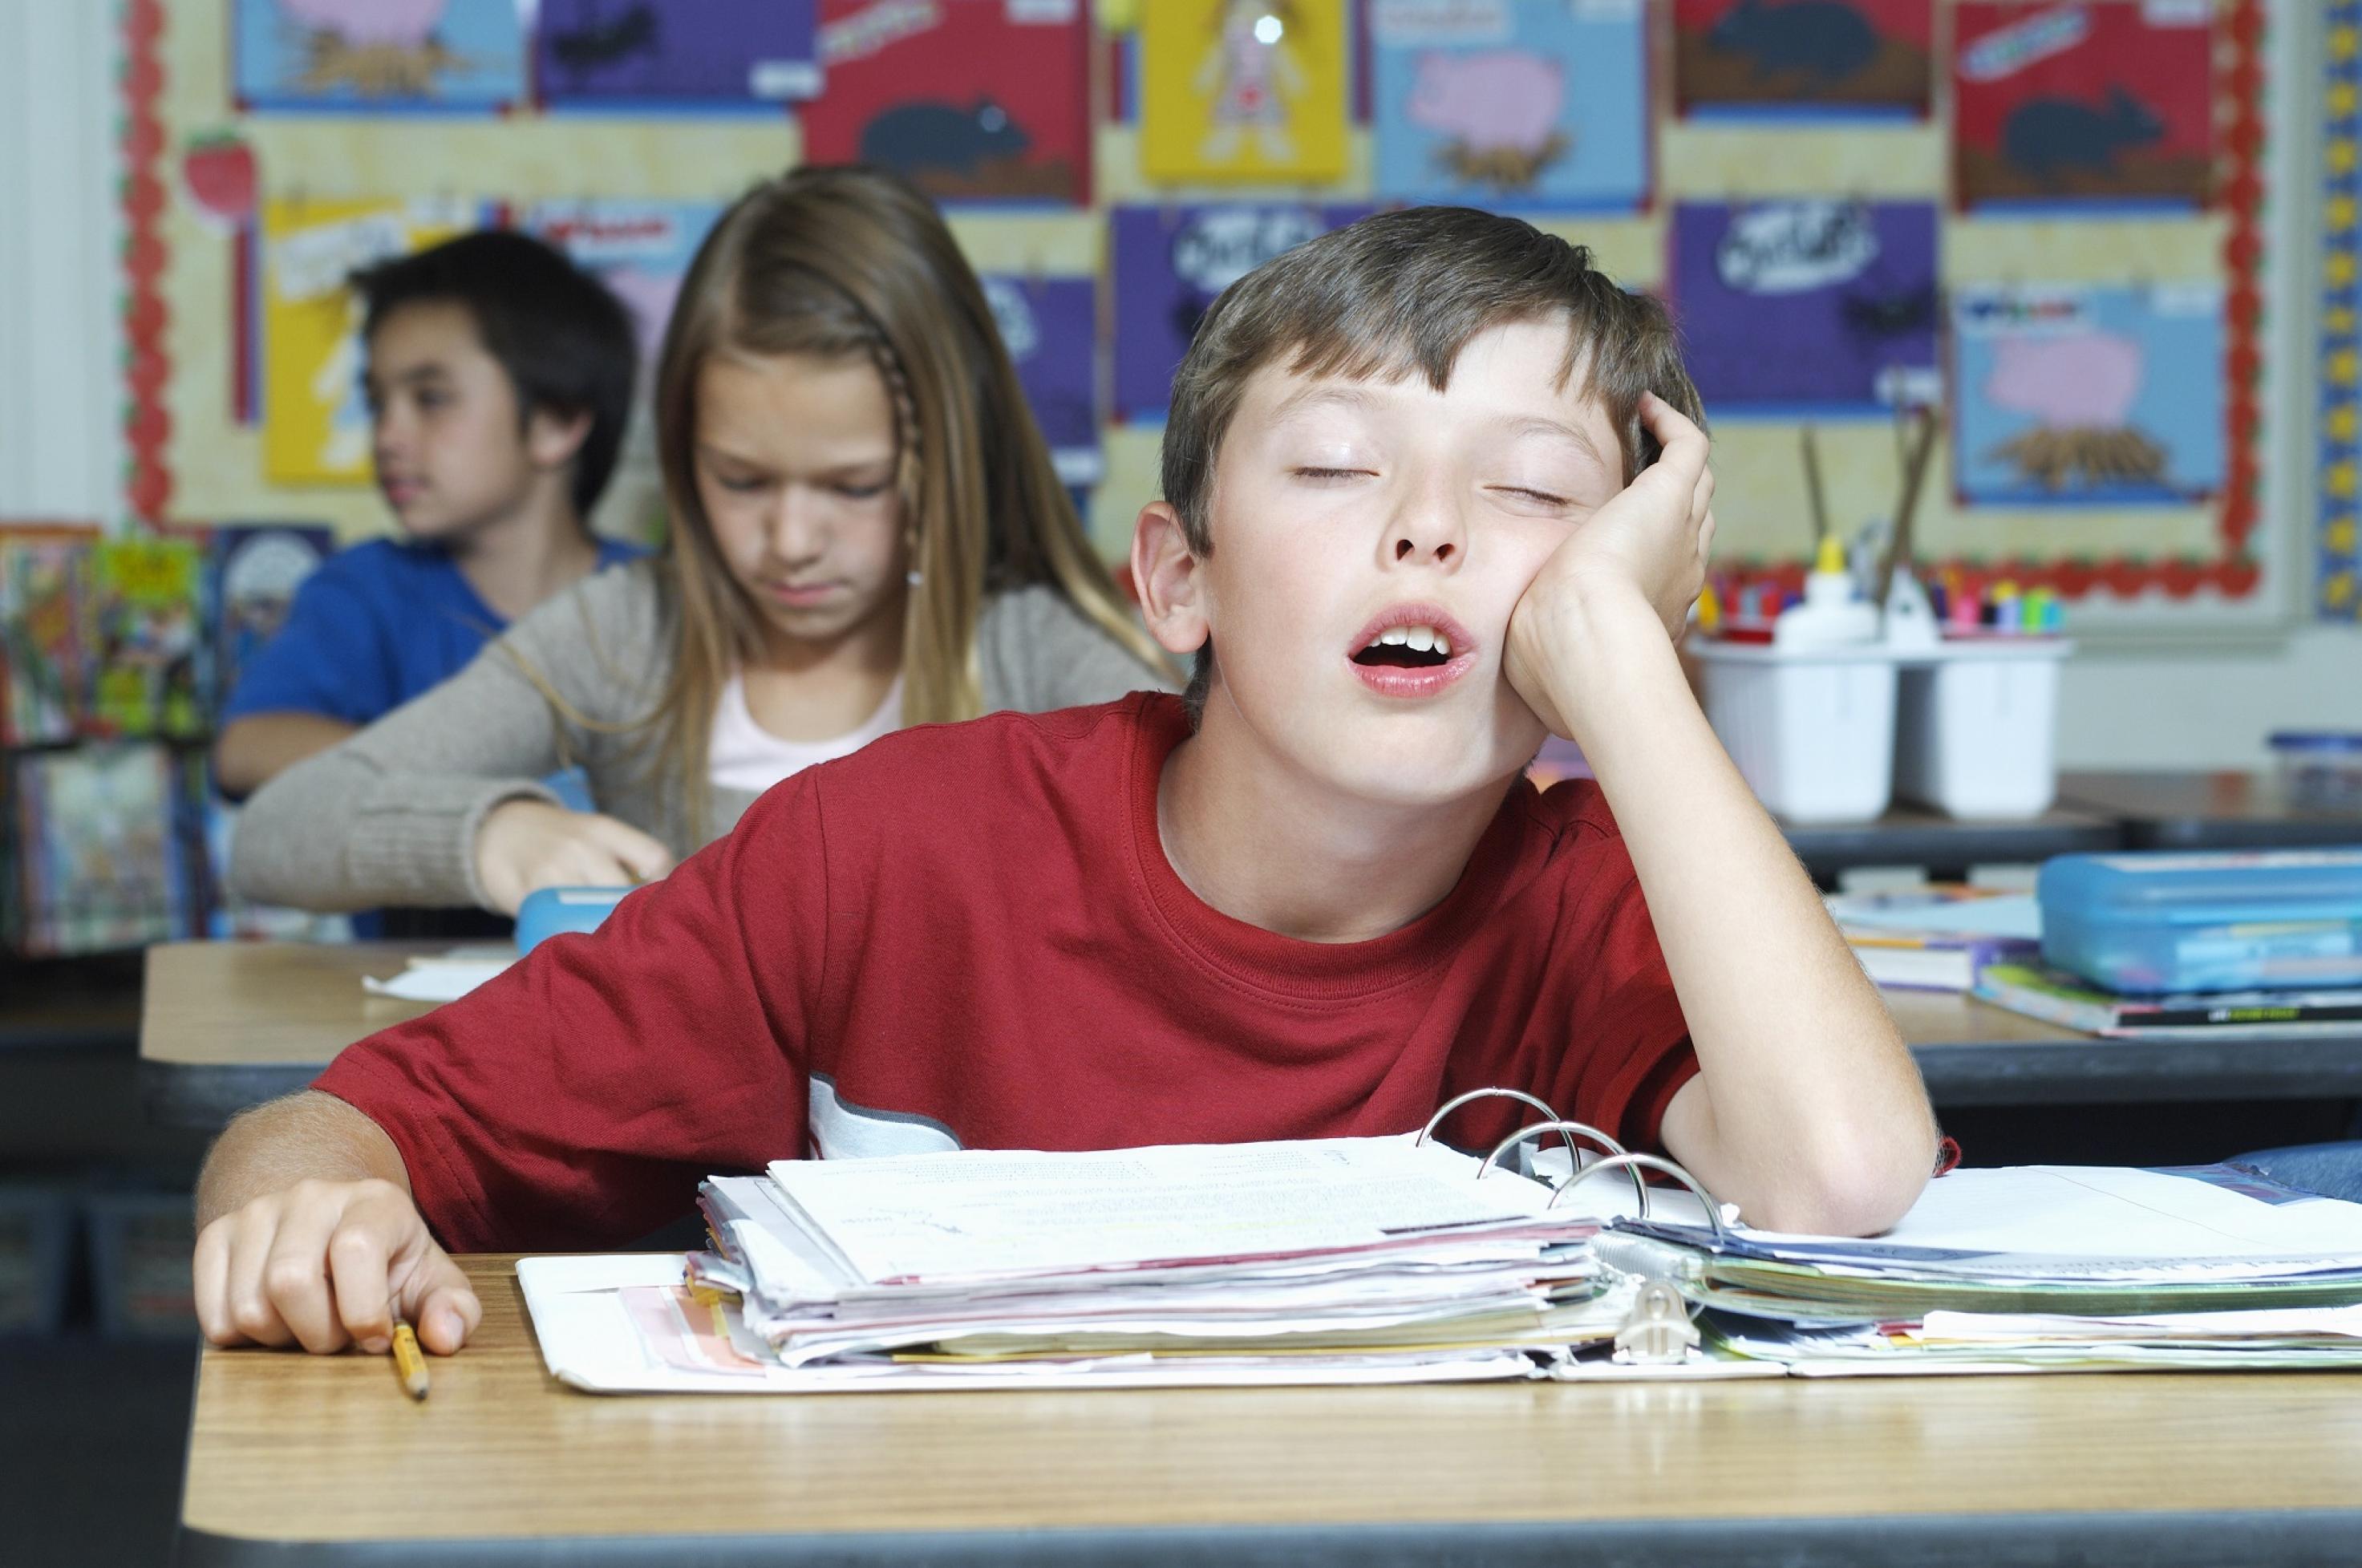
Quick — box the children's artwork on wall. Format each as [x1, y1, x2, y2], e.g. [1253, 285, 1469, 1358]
[205, 523, 334, 708]
[1670, 201, 1939, 415]
[535, 0, 820, 110]
[524, 201, 723, 380]
[2320, 0, 2362, 622]
[801, 0, 1091, 205]
[88, 537, 207, 740]
[1672, 0, 1934, 120]
[1111, 203, 1371, 422]
[1368, 0, 1648, 209]
[261, 197, 479, 486]
[1953, 283, 2225, 506]
[10, 743, 191, 957]
[0, 527, 96, 747]
[233, 0, 527, 111]
[1952, 2, 2214, 212]
[1139, 0, 1351, 185]
[981, 275, 1103, 486]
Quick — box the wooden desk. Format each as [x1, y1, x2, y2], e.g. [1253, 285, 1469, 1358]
[138, 941, 436, 1129]
[140, 941, 2362, 1129]
[177, 1254, 2362, 1566]
[2060, 769, 2362, 853]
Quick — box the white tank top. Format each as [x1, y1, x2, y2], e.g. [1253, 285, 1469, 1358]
[709, 671, 903, 793]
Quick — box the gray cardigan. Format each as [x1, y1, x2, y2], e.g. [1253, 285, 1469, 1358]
[229, 560, 1173, 912]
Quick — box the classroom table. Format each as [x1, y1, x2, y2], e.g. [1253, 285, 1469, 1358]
[176, 1254, 2362, 1567]
[140, 941, 2362, 1128]
[2060, 768, 2362, 853]
[1781, 801, 2121, 884]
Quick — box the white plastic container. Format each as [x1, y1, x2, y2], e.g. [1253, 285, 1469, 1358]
[1689, 641, 1900, 824]
[1892, 639, 2073, 820]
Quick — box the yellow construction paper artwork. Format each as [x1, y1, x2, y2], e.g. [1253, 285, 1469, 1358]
[260, 197, 476, 485]
[1140, 0, 1349, 185]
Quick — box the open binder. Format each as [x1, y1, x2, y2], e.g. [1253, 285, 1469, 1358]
[519, 1083, 1761, 1392]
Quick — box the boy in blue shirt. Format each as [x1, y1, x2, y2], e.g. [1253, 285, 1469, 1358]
[213, 231, 646, 799]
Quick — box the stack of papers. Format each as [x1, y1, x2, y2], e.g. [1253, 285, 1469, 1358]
[525, 1136, 1654, 1393]
[1596, 1164, 2362, 1375]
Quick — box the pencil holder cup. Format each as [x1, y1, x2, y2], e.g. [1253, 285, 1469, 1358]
[1893, 640, 2073, 820]
[515, 885, 633, 954]
[1688, 642, 1899, 824]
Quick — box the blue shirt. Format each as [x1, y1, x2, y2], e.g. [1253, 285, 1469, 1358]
[222, 536, 646, 725]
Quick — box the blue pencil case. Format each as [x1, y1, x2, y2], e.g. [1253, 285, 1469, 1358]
[2039, 850, 2362, 994]
[514, 886, 633, 955]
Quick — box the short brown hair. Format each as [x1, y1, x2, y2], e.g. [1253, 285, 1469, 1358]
[1160, 206, 1703, 713]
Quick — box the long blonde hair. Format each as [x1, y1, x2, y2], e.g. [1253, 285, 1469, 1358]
[644, 166, 1169, 833]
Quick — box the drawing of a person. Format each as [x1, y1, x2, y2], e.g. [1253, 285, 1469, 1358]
[1195, 2, 1306, 165]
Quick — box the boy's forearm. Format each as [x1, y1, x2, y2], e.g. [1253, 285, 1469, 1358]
[196, 1090, 413, 1228]
[213, 713, 357, 800]
[1546, 586, 1936, 1234]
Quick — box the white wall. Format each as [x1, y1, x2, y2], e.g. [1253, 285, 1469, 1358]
[0, 0, 122, 522]
[2060, 630, 2362, 769]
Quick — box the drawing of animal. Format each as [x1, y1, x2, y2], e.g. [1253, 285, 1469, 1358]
[2001, 87, 2165, 185]
[1708, 0, 1879, 86]
[859, 99, 1031, 180]
[548, 3, 659, 79]
[1407, 50, 1568, 192]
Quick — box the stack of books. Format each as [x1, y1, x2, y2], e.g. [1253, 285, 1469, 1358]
[1826, 885, 2040, 991]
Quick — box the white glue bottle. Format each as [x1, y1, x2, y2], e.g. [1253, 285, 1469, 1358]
[1773, 535, 1882, 649]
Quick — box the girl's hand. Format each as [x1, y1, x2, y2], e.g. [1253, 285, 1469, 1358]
[1505, 392, 1716, 738]
[473, 800, 674, 916]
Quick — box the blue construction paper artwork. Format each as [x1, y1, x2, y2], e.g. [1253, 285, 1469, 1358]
[233, 0, 526, 111]
[1670, 200, 1941, 415]
[536, 0, 820, 109]
[981, 275, 1102, 486]
[1110, 203, 1372, 423]
[1953, 283, 2225, 506]
[1369, 0, 1649, 209]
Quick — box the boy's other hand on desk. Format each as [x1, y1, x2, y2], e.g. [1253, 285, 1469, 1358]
[1505, 391, 1716, 740]
[192, 1177, 481, 1356]
[475, 798, 675, 915]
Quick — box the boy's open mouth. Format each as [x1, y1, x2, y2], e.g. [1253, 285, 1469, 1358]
[1345, 607, 1477, 697]
[1352, 629, 1454, 670]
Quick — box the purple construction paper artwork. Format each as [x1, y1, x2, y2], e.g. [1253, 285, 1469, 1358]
[982, 274, 1102, 485]
[536, 0, 820, 107]
[1669, 200, 1940, 413]
[1111, 203, 1372, 422]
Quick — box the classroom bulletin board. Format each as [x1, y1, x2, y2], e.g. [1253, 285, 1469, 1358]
[119, 1, 2311, 633]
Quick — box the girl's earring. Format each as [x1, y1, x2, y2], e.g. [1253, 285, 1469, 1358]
[906, 569, 924, 587]
[906, 533, 922, 589]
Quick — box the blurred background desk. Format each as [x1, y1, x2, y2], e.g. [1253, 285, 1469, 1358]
[2060, 769, 2362, 852]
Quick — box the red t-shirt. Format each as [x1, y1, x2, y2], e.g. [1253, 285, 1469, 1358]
[316, 693, 1698, 1253]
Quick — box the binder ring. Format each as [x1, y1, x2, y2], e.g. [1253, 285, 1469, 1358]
[1473, 1120, 1647, 1214]
[1550, 1153, 1732, 1248]
[1419, 1088, 1578, 1169]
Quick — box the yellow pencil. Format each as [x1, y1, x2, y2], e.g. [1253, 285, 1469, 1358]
[391, 1319, 431, 1401]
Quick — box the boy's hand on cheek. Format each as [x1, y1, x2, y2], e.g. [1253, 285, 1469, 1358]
[1505, 392, 1716, 739]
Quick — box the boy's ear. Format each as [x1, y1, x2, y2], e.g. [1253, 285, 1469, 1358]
[1131, 501, 1210, 659]
[525, 407, 595, 474]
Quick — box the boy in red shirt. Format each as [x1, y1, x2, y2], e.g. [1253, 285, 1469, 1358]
[192, 207, 1937, 1359]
